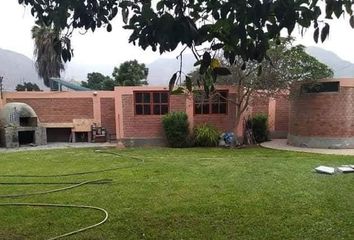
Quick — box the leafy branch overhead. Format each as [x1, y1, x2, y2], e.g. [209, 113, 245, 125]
[169, 52, 230, 94]
[19, 0, 354, 65]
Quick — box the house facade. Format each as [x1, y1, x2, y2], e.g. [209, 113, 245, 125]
[0, 85, 289, 147]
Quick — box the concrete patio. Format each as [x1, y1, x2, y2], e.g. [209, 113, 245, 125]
[261, 139, 354, 156]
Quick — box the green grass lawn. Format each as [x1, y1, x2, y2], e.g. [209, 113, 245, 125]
[0, 147, 353, 240]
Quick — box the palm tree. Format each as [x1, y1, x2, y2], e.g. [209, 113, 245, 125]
[31, 24, 65, 89]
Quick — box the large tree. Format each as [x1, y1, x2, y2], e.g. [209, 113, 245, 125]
[31, 23, 71, 89]
[191, 38, 333, 128]
[20, 0, 353, 94]
[81, 61, 148, 90]
[32, 24, 62, 88]
[81, 72, 115, 90]
[20, 0, 354, 65]
[112, 60, 148, 86]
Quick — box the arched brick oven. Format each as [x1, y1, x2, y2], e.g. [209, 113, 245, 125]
[0, 102, 46, 148]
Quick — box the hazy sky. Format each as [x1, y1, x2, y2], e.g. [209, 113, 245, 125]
[0, 1, 182, 66]
[1, 1, 354, 66]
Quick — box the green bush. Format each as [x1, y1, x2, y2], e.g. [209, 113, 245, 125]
[162, 112, 190, 148]
[250, 114, 269, 143]
[194, 124, 220, 147]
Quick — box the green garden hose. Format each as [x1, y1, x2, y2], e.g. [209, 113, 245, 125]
[0, 179, 112, 198]
[0, 202, 108, 240]
[0, 149, 144, 178]
[0, 181, 111, 185]
[0, 149, 145, 239]
[0, 165, 136, 178]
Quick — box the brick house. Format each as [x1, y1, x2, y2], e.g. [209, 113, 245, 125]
[0, 85, 289, 147]
[115, 85, 240, 146]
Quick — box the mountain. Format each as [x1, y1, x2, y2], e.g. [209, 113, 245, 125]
[0, 48, 46, 91]
[146, 54, 196, 85]
[63, 62, 115, 82]
[2, 46, 353, 91]
[0, 47, 196, 90]
[64, 55, 197, 86]
[306, 46, 354, 77]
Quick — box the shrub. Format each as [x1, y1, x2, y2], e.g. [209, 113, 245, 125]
[162, 112, 190, 148]
[194, 124, 220, 147]
[250, 114, 269, 143]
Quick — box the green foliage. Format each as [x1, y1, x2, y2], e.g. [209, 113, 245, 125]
[193, 124, 220, 147]
[162, 112, 190, 148]
[281, 44, 333, 82]
[186, 38, 333, 132]
[113, 60, 148, 86]
[214, 38, 333, 93]
[102, 78, 116, 90]
[249, 115, 269, 143]
[20, 0, 354, 65]
[217, 38, 333, 88]
[21, 0, 347, 96]
[81, 60, 148, 90]
[81, 72, 115, 90]
[15, 82, 41, 91]
[31, 24, 66, 88]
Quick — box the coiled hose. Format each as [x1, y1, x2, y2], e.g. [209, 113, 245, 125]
[0, 202, 109, 240]
[0, 149, 145, 240]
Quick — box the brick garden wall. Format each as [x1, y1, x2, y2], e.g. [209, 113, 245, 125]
[121, 94, 188, 138]
[274, 97, 289, 132]
[289, 87, 354, 137]
[6, 98, 94, 123]
[250, 95, 269, 116]
[193, 93, 237, 132]
[2, 87, 293, 143]
[170, 95, 186, 112]
[121, 94, 165, 138]
[100, 98, 116, 136]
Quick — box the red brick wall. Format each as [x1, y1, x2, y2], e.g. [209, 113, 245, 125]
[100, 98, 116, 135]
[250, 95, 269, 116]
[170, 95, 186, 112]
[289, 87, 354, 137]
[274, 97, 289, 132]
[193, 93, 237, 132]
[122, 95, 165, 138]
[121, 92, 238, 138]
[6, 98, 94, 123]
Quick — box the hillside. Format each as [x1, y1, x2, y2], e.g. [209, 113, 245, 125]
[306, 46, 354, 77]
[64, 55, 197, 86]
[146, 55, 196, 85]
[0, 48, 45, 91]
[1, 46, 354, 91]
